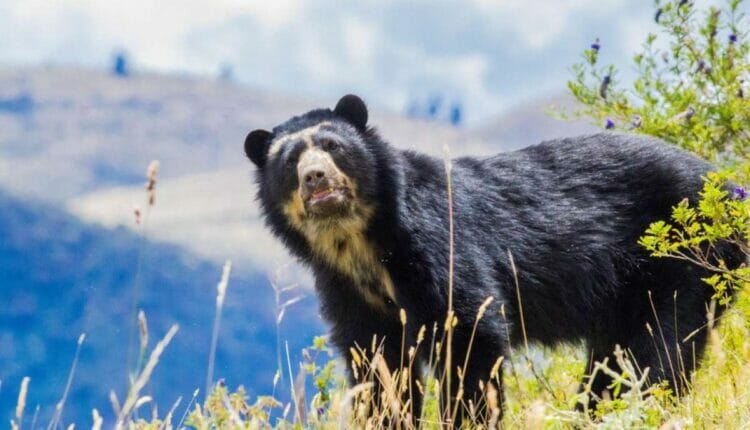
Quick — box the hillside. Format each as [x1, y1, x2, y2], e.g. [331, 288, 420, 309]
[0, 66, 595, 426]
[0, 189, 323, 426]
[1, 67, 592, 274]
[468, 92, 596, 150]
[0, 67, 471, 203]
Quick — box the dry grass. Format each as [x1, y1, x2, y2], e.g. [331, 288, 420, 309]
[11, 237, 750, 429]
[11, 151, 750, 430]
[22, 295, 737, 429]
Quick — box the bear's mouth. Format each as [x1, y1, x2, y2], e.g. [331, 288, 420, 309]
[303, 186, 352, 216]
[311, 188, 338, 202]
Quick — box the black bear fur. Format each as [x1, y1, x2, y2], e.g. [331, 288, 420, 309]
[244, 95, 744, 425]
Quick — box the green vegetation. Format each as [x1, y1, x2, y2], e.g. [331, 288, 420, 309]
[10, 0, 750, 428]
[569, 0, 750, 425]
[569, 0, 750, 162]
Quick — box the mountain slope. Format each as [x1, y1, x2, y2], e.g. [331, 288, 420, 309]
[2, 67, 593, 275]
[0, 67, 597, 426]
[468, 92, 597, 150]
[0, 67, 469, 203]
[0, 189, 322, 426]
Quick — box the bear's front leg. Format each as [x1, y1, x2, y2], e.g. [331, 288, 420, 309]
[329, 303, 424, 428]
[437, 321, 507, 429]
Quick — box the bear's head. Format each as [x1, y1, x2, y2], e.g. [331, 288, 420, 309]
[244, 95, 383, 242]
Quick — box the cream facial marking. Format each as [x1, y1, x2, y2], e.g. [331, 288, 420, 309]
[280, 152, 397, 311]
[268, 121, 332, 160]
[297, 147, 344, 186]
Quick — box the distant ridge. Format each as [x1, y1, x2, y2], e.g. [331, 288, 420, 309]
[0, 67, 597, 426]
[0, 188, 322, 426]
[468, 92, 596, 150]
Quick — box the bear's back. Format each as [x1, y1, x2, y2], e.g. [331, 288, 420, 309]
[394, 132, 716, 335]
[463, 132, 713, 228]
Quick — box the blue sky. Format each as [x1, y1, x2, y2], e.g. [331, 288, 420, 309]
[0, 0, 662, 124]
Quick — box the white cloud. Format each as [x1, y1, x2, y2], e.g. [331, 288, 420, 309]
[342, 16, 377, 68]
[0, 0, 658, 123]
[0, 0, 304, 71]
[472, 0, 629, 49]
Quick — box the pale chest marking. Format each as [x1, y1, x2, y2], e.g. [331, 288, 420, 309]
[281, 196, 396, 310]
[309, 224, 397, 310]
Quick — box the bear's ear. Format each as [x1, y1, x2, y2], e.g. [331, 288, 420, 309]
[244, 129, 272, 167]
[334, 94, 368, 130]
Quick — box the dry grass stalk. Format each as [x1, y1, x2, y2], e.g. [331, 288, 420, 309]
[284, 341, 305, 425]
[176, 389, 199, 429]
[337, 382, 374, 430]
[109, 391, 121, 416]
[206, 260, 232, 397]
[442, 144, 457, 426]
[462, 296, 495, 381]
[47, 334, 86, 430]
[116, 324, 179, 430]
[138, 310, 148, 353]
[508, 250, 529, 356]
[294, 364, 308, 424]
[372, 353, 405, 428]
[29, 406, 40, 430]
[486, 382, 501, 429]
[134, 395, 152, 410]
[126, 160, 162, 386]
[648, 290, 679, 397]
[16, 376, 30, 426]
[400, 308, 408, 374]
[145, 160, 159, 206]
[91, 409, 102, 430]
[269, 265, 304, 393]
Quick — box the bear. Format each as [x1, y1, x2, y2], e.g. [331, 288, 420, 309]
[243, 94, 744, 426]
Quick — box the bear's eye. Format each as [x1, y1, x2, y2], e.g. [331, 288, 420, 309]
[321, 139, 339, 151]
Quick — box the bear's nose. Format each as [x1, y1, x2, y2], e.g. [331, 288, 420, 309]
[302, 168, 326, 190]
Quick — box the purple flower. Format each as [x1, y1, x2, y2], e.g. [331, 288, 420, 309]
[733, 187, 747, 200]
[591, 38, 601, 52]
[605, 118, 615, 129]
[729, 34, 738, 44]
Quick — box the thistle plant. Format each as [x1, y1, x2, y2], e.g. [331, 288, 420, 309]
[569, 0, 750, 162]
[569, 0, 750, 304]
[568, 2, 750, 426]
